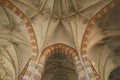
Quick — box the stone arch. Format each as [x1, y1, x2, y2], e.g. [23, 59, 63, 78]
[0, 0, 39, 79]
[81, 0, 120, 79]
[34, 43, 86, 80]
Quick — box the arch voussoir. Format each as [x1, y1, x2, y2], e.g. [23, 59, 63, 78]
[34, 43, 83, 80]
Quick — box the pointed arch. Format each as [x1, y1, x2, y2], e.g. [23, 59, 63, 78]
[81, 0, 120, 79]
[34, 43, 86, 80]
[0, 0, 39, 79]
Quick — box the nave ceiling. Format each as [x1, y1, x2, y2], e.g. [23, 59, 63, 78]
[0, 0, 120, 80]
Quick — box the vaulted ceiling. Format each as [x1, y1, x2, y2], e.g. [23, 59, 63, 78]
[8, 0, 112, 49]
[0, 0, 120, 80]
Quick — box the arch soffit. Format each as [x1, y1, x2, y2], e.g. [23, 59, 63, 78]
[39, 43, 79, 63]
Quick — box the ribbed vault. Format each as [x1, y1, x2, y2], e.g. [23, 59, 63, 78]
[0, 0, 120, 80]
[86, 3, 120, 80]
